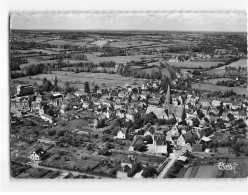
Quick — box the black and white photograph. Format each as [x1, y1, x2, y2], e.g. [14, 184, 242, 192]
[1, 0, 248, 192]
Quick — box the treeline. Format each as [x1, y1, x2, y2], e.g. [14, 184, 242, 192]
[10, 63, 50, 79]
[116, 63, 163, 79]
[10, 57, 27, 71]
[216, 79, 246, 87]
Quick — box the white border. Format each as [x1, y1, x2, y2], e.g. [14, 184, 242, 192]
[1, 0, 248, 192]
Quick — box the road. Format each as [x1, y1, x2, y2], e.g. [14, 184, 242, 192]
[157, 156, 177, 178]
[30, 163, 103, 179]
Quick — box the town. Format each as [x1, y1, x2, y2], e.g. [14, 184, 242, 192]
[10, 29, 248, 179]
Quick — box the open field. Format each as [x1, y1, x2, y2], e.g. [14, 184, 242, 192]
[206, 59, 247, 75]
[109, 41, 158, 48]
[205, 78, 234, 85]
[191, 83, 247, 95]
[91, 40, 108, 47]
[194, 165, 220, 178]
[42, 40, 74, 46]
[167, 61, 222, 68]
[12, 71, 145, 88]
[85, 54, 159, 64]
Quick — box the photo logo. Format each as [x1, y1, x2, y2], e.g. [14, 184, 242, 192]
[215, 162, 238, 173]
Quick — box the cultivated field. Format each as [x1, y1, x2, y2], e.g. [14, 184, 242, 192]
[85, 54, 160, 64]
[42, 40, 74, 46]
[12, 71, 145, 88]
[167, 61, 222, 68]
[205, 78, 234, 85]
[109, 41, 158, 48]
[206, 59, 247, 75]
[194, 165, 220, 178]
[191, 83, 247, 95]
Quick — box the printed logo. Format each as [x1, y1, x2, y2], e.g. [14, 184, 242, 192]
[215, 162, 238, 173]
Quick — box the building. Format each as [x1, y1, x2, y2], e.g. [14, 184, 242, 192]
[117, 128, 128, 139]
[40, 113, 54, 123]
[17, 84, 34, 96]
[30, 148, 46, 163]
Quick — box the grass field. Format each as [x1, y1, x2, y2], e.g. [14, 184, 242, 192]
[206, 59, 247, 75]
[205, 78, 234, 84]
[85, 54, 159, 64]
[91, 40, 108, 47]
[42, 40, 74, 46]
[12, 71, 144, 88]
[109, 41, 158, 48]
[168, 61, 222, 68]
[194, 165, 220, 178]
[191, 83, 247, 95]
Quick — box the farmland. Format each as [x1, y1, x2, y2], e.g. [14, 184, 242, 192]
[167, 61, 222, 68]
[205, 78, 234, 85]
[206, 59, 247, 75]
[191, 83, 247, 95]
[12, 71, 145, 88]
[85, 54, 160, 64]
[194, 165, 220, 178]
[109, 41, 158, 48]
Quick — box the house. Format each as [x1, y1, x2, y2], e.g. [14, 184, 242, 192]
[30, 148, 46, 163]
[49, 93, 63, 107]
[37, 136, 56, 145]
[40, 113, 54, 123]
[146, 105, 168, 119]
[82, 101, 90, 109]
[126, 109, 136, 121]
[212, 99, 222, 107]
[117, 128, 128, 139]
[116, 109, 126, 119]
[231, 102, 241, 110]
[148, 98, 160, 105]
[199, 99, 211, 107]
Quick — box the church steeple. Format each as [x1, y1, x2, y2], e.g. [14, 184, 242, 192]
[164, 84, 171, 110]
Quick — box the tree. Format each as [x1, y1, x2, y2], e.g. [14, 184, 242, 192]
[54, 76, 58, 87]
[64, 81, 72, 93]
[84, 82, 90, 93]
[142, 166, 158, 178]
[227, 113, 235, 121]
[43, 80, 53, 91]
[143, 135, 153, 144]
[127, 162, 141, 177]
[94, 84, 99, 92]
[98, 119, 105, 128]
[133, 113, 143, 129]
[86, 143, 93, 150]
[143, 112, 157, 125]
[43, 77, 47, 85]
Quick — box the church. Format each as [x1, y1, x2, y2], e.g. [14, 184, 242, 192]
[146, 84, 186, 122]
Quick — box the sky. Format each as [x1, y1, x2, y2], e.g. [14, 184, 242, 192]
[10, 12, 247, 32]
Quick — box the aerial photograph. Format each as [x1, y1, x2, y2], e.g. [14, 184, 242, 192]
[9, 12, 248, 179]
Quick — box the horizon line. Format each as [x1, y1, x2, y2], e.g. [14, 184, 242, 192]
[10, 28, 247, 33]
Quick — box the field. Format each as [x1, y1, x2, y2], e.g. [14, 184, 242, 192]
[85, 54, 159, 64]
[206, 59, 247, 75]
[91, 40, 108, 47]
[109, 41, 158, 48]
[12, 71, 145, 88]
[205, 78, 233, 85]
[194, 165, 220, 178]
[42, 40, 74, 46]
[167, 61, 222, 68]
[191, 83, 247, 95]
